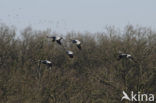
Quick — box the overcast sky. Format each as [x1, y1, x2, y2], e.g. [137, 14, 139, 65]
[0, 0, 156, 33]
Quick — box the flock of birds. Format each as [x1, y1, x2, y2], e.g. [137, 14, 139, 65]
[36, 35, 82, 69]
[37, 35, 134, 69]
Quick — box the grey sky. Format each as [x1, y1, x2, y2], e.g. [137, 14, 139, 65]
[0, 0, 156, 33]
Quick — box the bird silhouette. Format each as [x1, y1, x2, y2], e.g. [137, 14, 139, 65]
[66, 50, 74, 58]
[39, 60, 52, 69]
[47, 36, 63, 45]
[71, 39, 81, 50]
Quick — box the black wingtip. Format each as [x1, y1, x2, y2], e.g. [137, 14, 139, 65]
[56, 40, 62, 45]
[77, 45, 81, 50]
[69, 55, 73, 58]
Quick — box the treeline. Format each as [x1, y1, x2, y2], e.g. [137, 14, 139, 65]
[0, 24, 155, 103]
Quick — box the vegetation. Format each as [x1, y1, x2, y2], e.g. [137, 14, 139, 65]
[0, 24, 155, 103]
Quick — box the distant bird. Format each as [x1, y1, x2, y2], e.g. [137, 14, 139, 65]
[47, 36, 63, 45]
[66, 50, 74, 58]
[72, 39, 81, 50]
[118, 53, 133, 61]
[39, 60, 52, 69]
[56, 36, 63, 45]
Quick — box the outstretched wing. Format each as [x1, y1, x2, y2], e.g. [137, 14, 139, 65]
[56, 40, 62, 45]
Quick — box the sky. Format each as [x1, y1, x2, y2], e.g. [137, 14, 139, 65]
[0, 0, 156, 34]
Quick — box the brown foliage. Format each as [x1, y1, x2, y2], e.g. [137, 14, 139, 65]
[0, 24, 155, 103]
